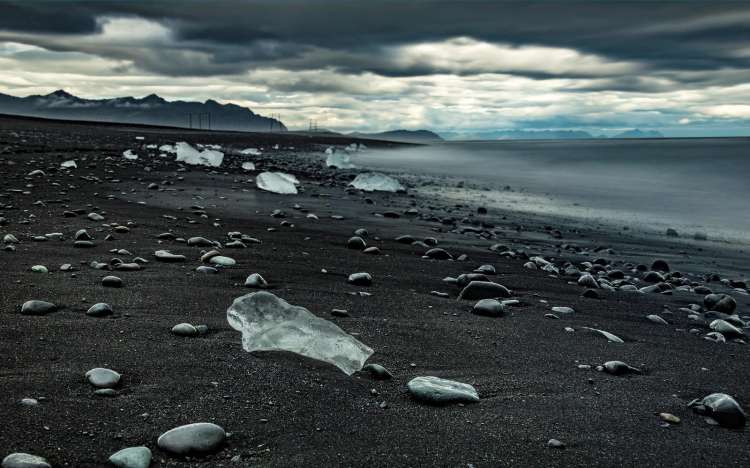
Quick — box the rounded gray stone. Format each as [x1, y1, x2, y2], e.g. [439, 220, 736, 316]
[362, 363, 393, 380]
[1, 453, 51, 468]
[102, 276, 123, 288]
[171, 323, 198, 337]
[244, 273, 268, 288]
[209, 256, 236, 267]
[347, 272, 372, 286]
[472, 299, 505, 317]
[407, 376, 479, 405]
[157, 422, 226, 455]
[20, 300, 57, 316]
[85, 367, 121, 388]
[458, 281, 511, 300]
[86, 303, 113, 317]
[108, 446, 151, 468]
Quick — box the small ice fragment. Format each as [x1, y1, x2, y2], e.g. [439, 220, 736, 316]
[256, 172, 298, 194]
[174, 142, 223, 167]
[240, 148, 262, 156]
[227, 291, 373, 375]
[326, 152, 356, 169]
[123, 150, 138, 160]
[61, 160, 77, 169]
[349, 172, 404, 192]
[242, 162, 256, 171]
[344, 143, 363, 153]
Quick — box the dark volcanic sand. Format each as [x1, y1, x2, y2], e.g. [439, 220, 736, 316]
[1, 115, 748, 467]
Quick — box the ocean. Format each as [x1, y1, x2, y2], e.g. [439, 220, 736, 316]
[353, 138, 750, 242]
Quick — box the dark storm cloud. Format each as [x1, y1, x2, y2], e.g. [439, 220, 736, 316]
[1, 0, 749, 135]
[0, 1, 98, 34]
[0, 0, 748, 88]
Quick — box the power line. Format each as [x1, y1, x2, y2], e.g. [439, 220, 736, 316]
[188, 112, 211, 130]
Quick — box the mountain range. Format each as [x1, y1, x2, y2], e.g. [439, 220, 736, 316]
[0, 90, 286, 132]
[0, 90, 668, 141]
[609, 129, 665, 139]
[441, 128, 664, 140]
[348, 129, 444, 143]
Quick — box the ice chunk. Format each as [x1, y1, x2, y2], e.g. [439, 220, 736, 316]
[242, 162, 256, 171]
[324, 146, 334, 155]
[135, 136, 145, 140]
[256, 172, 298, 194]
[159, 144, 176, 153]
[240, 148, 262, 156]
[123, 149, 138, 160]
[326, 152, 356, 169]
[174, 142, 223, 167]
[349, 172, 404, 192]
[227, 291, 373, 375]
[60, 160, 77, 169]
[344, 143, 364, 153]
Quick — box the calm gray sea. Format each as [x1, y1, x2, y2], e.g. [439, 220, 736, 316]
[353, 138, 750, 242]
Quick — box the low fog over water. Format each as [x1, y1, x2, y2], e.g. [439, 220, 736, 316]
[354, 138, 750, 241]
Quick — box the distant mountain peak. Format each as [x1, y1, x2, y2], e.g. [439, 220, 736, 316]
[612, 128, 664, 139]
[142, 93, 165, 102]
[46, 89, 77, 99]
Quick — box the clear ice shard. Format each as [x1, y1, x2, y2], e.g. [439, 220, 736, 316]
[256, 172, 299, 194]
[326, 152, 356, 169]
[174, 142, 224, 167]
[349, 172, 404, 192]
[227, 291, 373, 375]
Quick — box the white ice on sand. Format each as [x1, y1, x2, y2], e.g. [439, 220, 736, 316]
[60, 160, 77, 169]
[240, 148, 262, 156]
[227, 291, 373, 375]
[256, 172, 299, 194]
[174, 142, 224, 167]
[349, 172, 404, 192]
[159, 144, 175, 153]
[122, 150, 138, 160]
[326, 152, 356, 169]
[242, 162, 256, 171]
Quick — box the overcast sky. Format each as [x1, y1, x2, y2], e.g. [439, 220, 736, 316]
[0, 0, 749, 135]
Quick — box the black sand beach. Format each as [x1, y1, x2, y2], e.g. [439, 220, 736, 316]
[1, 115, 748, 467]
